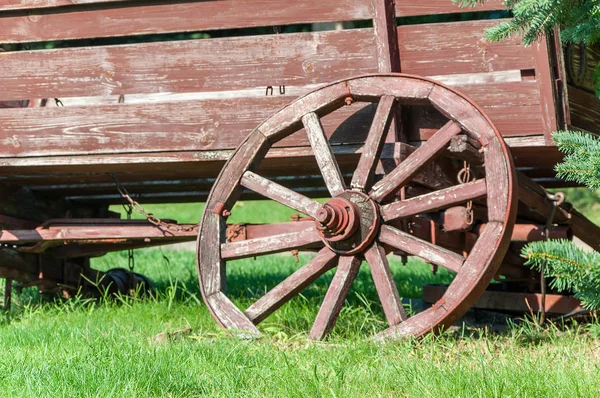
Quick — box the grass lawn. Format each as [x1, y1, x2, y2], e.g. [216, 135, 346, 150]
[0, 197, 599, 396]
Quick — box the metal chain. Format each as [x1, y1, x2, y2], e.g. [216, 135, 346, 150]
[123, 204, 136, 291]
[109, 173, 197, 232]
[457, 161, 475, 225]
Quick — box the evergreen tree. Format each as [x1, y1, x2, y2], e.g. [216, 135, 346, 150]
[455, 0, 600, 308]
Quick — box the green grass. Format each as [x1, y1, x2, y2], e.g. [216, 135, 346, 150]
[0, 196, 599, 396]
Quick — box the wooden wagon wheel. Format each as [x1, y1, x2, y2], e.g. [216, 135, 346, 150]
[197, 74, 517, 339]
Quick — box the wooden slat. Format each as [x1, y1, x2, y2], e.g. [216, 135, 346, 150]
[0, 97, 372, 158]
[0, 1, 372, 43]
[0, 0, 123, 10]
[1, 0, 506, 13]
[398, 20, 535, 77]
[0, 1, 505, 42]
[0, 29, 376, 102]
[0, 21, 532, 102]
[568, 86, 600, 133]
[0, 82, 546, 163]
[395, 0, 506, 16]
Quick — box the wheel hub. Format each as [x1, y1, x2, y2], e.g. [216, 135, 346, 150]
[316, 191, 380, 255]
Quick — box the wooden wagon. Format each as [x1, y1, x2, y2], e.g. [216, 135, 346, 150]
[1, 0, 599, 339]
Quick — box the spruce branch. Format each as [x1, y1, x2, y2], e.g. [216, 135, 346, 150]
[523, 240, 600, 309]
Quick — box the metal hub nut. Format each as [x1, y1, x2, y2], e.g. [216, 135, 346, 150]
[316, 197, 359, 242]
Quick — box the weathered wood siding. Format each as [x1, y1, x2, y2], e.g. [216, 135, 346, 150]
[0, 0, 569, 198]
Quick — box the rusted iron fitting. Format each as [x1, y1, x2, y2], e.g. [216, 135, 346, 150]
[212, 202, 230, 217]
[316, 198, 359, 242]
[226, 224, 247, 243]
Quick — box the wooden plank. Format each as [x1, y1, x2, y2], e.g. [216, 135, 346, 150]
[370, 121, 462, 202]
[372, 0, 400, 73]
[0, 1, 506, 43]
[397, 20, 536, 77]
[364, 243, 406, 326]
[0, 21, 532, 102]
[0, 98, 372, 158]
[245, 248, 338, 324]
[531, 35, 560, 143]
[302, 112, 347, 197]
[0, 0, 123, 10]
[380, 179, 487, 222]
[379, 225, 465, 273]
[240, 171, 322, 218]
[309, 255, 361, 340]
[395, 0, 506, 16]
[1, 0, 506, 14]
[0, 29, 376, 102]
[220, 224, 322, 261]
[351, 95, 396, 190]
[0, 1, 373, 43]
[567, 86, 600, 133]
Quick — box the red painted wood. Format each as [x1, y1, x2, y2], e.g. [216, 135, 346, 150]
[0, 98, 373, 159]
[397, 20, 535, 76]
[370, 121, 462, 202]
[394, 0, 506, 16]
[302, 112, 347, 197]
[0, 29, 377, 102]
[0, 1, 373, 44]
[220, 224, 322, 261]
[379, 225, 465, 273]
[240, 171, 322, 218]
[206, 292, 260, 336]
[1, 0, 506, 13]
[380, 179, 487, 222]
[568, 86, 600, 133]
[245, 248, 338, 324]
[372, 0, 401, 73]
[0, 1, 505, 43]
[364, 243, 406, 326]
[351, 95, 396, 190]
[309, 255, 361, 340]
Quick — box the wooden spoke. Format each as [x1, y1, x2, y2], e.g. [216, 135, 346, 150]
[364, 243, 407, 326]
[381, 179, 487, 222]
[370, 121, 462, 203]
[240, 171, 322, 218]
[245, 248, 338, 324]
[379, 225, 464, 273]
[221, 224, 321, 260]
[309, 255, 361, 340]
[351, 95, 396, 191]
[302, 112, 347, 197]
